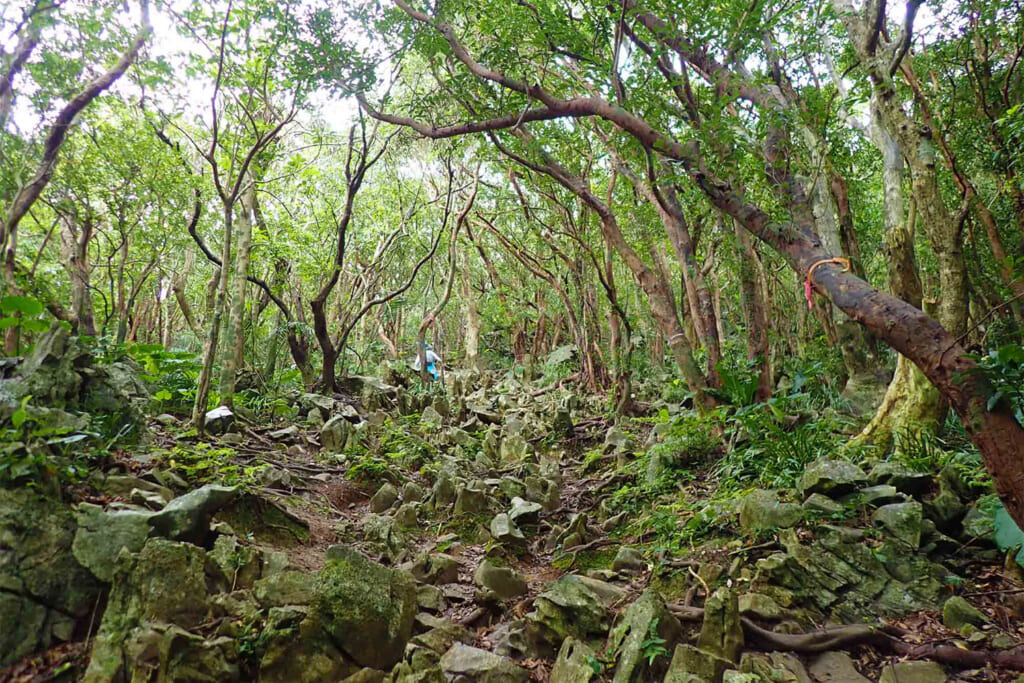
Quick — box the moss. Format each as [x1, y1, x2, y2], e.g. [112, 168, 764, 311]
[649, 571, 692, 604]
[215, 494, 309, 547]
[552, 548, 617, 572]
[446, 512, 489, 544]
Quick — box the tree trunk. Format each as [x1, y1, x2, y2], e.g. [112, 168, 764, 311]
[192, 202, 233, 432]
[218, 181, 255, 407]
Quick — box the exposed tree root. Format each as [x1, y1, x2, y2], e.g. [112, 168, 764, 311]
[667, 604, 1024, 671]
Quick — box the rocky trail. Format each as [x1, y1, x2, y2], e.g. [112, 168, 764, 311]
[3, 351, 1024, 683]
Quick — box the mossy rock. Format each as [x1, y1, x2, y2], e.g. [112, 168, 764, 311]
[314, 546, 417, 670]
[0, 487, 102, 666]
[213, 493, 309, 547]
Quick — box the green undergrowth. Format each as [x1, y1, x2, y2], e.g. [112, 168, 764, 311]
[160, 442, 268, 488]
[551, 547, 617, 572]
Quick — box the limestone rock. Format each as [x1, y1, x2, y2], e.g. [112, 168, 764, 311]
[872, 502, 923, 548]
[209, 534, 261, 590]
[664, 644, 733, 683]
[738, 593, 783, 620]
[550, 637, 598, 683]
[490, 513, 526, 544]
[315, 546, 417, 670]
[612, 546, 646, 573]
[807, 651, 870, 682]
[509, 496, 542, 525]
[474, 559, 528, 600]
[368, 483, 399, 516]
[858, 485, 903, 507]
[867, 461, 932, 495]
[739, 490, 802, 531]
[421, 405, 444, 428]
[205, 406, 235, 435]
[255, 570, 315, 608]
[941, 596, 987, 632]
[455, 480, 488, 515]
[803, 493, 844, 515]
[259, 606, 356, 683]
[698, 588, 743, 665]
[531, 575, 614, 643]
[406, 552, 460, 585]
[439, 643, 529, 683]
[609, 590, 682, 683]
[798, 459, 867, 497]
[321, 415, 352, 452]
[72, 503, 152, 582]
[0, 488, 101, 666]
[878, 661, 947, 683]
[148, 483, 239, 545]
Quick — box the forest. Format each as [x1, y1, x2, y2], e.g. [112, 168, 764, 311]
[2, 0, 1024, 680]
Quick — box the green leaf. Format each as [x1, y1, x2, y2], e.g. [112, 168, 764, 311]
[11, 408, 28, 428]
[0, 295, 43, 317]
[154, 390, 173, 401]
[22, 319, 50, 333]
[0, 317, 19, 329]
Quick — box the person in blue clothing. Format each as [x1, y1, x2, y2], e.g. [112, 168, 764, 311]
[412, 342, 442, 380]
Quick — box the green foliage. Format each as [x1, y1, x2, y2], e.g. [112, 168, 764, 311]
[0, 295, 49, 354]
[715, 397, 853, 492]
[0, 396, 99, 484]
[164, 442, 266, 487]
[640, 618, 670, 666]
[893, 424, 992, 494]
[965, 344, 1024, 424]
[345, 454, 392, 484]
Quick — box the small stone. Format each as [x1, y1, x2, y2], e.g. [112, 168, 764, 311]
[474, 560, 528, 600]
[879, 661, 947, 683]
[490, 513, 525, 544]
[739, 490, 802, 531]
[873, 501, 924, 548]
[798, 458, 867, 497]
[508, 496, 542, 525]
[220, 432, 244, 445]
[859, 485, 903, 507]
[807, 651, 871, 682]
[803, 493, 844, 514]
[942, 596, 987, 632]
[268, 425, 299, 440]
[369, 484, 399, 513]
[393, 503, 418, 528]
[439, 643, 528, 683]
[611, 547, 645, 573]
[738, 593, 783, 620]
[868, 461, 932, 495]
[320, 415, 351, 452]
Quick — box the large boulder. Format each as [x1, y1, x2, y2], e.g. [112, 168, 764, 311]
[0, 488, 102, 666]
[83, 538, 218, 682]
[315, 546, 417, 670]
[73, 484, 239, 581]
